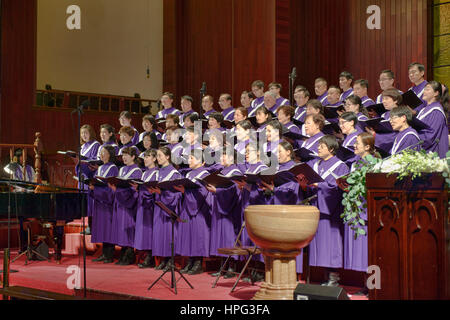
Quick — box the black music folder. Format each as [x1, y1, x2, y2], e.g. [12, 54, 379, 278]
[402, 90, 424, 109]
[73, 175, 106, 186]
[361, 118, 393, 133]
[324, 105, 343, 119]
[96, 176, 135, 188]
[58, 150, 87, 160]
[157, 178, 200, 191]
[222, 120, 235, 130]
[80, 159, 104, 166]
[336, 146, 356, 162]
[258, 163, 324, 186]
[198, 173, 236, 188]
[294, 147, 318, 162]
[282, 129, 308, 142]
[323, 121, 342, 135]
[366, 103, 386, 117]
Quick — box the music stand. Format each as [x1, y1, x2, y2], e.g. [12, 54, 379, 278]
[148, 201, 194, 294]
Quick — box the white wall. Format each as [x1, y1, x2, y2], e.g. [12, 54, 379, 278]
[37, 0, 163, 100]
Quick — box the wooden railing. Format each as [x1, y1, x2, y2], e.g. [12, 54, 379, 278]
[0, 133, 43, 184]
[35, 89, 158, 115]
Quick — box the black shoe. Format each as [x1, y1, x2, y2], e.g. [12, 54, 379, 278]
[162, 259, 174, 272]
[321, 279, 340, 287]
[92, 255, 106, 262]
[120, 248, 136, 266]
[115, 247, 127, 265]
[321, 272, 340, 287]
[211, 270, 222, 277]
[180, 259, 193, 274]
[138, 254, 155, 268]
[103, 258, 114, 264]
[252, 271, 264, 282]
[187, 260, 203, 275]
[224, 267, 236, 279]
[155, 259, 167, 270]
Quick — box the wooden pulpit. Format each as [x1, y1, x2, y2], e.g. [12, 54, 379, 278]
[366, 173, 450, 300]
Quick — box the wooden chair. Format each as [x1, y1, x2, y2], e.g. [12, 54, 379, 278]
[212, 221, 262, 293]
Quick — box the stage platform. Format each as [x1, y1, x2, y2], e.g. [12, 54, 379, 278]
[1, 250, 367, 300]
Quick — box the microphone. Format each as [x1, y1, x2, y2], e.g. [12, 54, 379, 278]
[71, 100, 90, 114]
[200, 82, 207, 95]
[290, 67, 297, 80]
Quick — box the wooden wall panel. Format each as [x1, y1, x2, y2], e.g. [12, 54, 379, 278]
[164, 0, 277, 111]
[233, 0, 276, 103]
[275, 0, 291, 97]
[0, 0, 37, 145]
[291, 0, 429, 100]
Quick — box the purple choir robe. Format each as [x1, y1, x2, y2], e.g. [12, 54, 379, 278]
[390, 127, 421, 155]
[272, 160, 306, 272]
[374, 113, 397, 154]
[340, 88, 354, 103]
[342, 128, 362, 167]
[274, 97, 290, 110]
[152, 164, 183, 257]
[90, 163, 119, 244]
[133, 167, 159, 251]
[307, 156, 349, 269]
[156, 107, 182, 120]
[111, 164, 142, 247]
[209, 164, 243, 257]
[294, 105, 307, 122]
[13, 164, 35, 182]
[176, 167, 212, 257]
[301, 132, 325, 156]
[203, 109, 216, 119]
[284, 121, 302, 148]
[240, 162, 270, 263]
[180, 110, 194, 127]
[76, 140, 100, 217]
[355, 112, 369, 132]
[222, 107, 236, 122]
[235, 139, 250, 156]
[361, 96, 375, 107]
[248, 96, 265, 117]
[130, 126, 140, 146]
[317, 92, 329, 106]
[77, 140, 101, 181]
[409, 80, 428, 112]
[257, 122, 268, 134]
[416, 101, 449, 158]
[203, 146, 223, 172]
[344, 158, 368, 272]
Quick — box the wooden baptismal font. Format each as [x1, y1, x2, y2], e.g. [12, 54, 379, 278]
[245, 205, 319, 300]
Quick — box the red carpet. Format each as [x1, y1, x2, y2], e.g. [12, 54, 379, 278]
[3, 251, 367, 300]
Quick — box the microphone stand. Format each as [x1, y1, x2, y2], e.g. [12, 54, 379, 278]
[71, 102, 87, 298]
[199, 82, 206, 119]
[289, 67, 297, 107]
[1, 179, 19, 289]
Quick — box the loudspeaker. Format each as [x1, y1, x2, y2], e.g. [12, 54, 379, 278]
[31, 241, 49, 261]
[293, 284, 349, 300]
